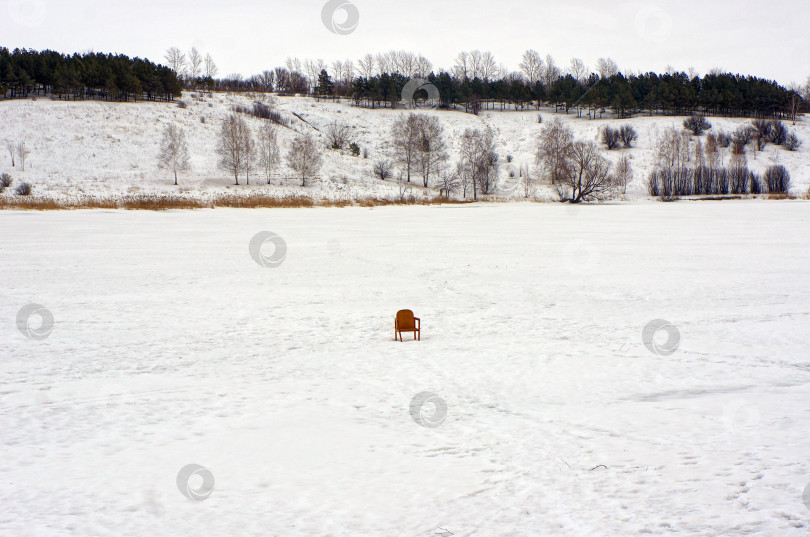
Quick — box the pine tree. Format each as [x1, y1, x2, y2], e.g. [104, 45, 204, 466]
[316, 69, 334, 97]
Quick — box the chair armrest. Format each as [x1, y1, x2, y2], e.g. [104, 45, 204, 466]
[414, 317, 420, 328]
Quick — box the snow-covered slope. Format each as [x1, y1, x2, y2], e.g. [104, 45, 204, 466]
[0, 93, 808, 201]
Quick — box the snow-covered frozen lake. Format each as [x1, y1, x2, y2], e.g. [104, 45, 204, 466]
[2, 202, 810, 536]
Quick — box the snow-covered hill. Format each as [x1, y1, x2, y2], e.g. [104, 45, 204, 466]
[0, 92, 808, 202]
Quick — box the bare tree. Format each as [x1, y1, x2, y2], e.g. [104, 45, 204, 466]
[453, 51, 470, 80]
[457, 127, 497, 199]
[257, 123, 280, 183]
[558, 141, 617, 202]
[596, 57, 619, 79]
[601, 126, 621, 150]
[376, 52, 393, 75]
[204, 53, 218, 79]
[752, 119, 771, 151]
[157, 124, 190, 185]
[415, 55, 432, 78]
[803, 75, 810, 106]
[358, 54, 376, 78]
[520, 50, 544, 84]
[242, 128, 257, 185]
[326, 121, 351, 150]
[187, 47, 203, 86]
[705, 133, 720, 168]
[217, 114, 250, 185]
[478, 51, 498, 81]
[15, 141, 30, 171]
[520, 165, 536, 199]
[390, 113, 421, 182]
[415, 115, 449, 187]
[619, 125, 638, 148]
[656, 127, 692, 175]
[273, 67, 290, 93]
[683, 114, 712, 136]
[165, 47, 186, 75]
[788, 89, 802, 125]
[543, 55, 561, 89]
[568, 58, 587, 82]
[286, 134, 323, 187]
[5, 140, 15, 167]
[434, 170, 459, 199]
[615, 154, 633, 194]
[257, 70, 275, 92]
[303, 59, 326, 92]
[535, 118, 574, 185]
[373, 159, 393, 180]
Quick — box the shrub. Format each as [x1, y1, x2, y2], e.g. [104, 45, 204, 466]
[15, 182, 32, 196]
[768, 120, 788, 146]
[200, 116, 206, 123]
[373, 159, 392, 180]
[326, 121, 350, 150]
[717, 132, 731, 148]
[349, 142, 360, 157]
[784, 132, 802, 151]
[232, 102, 288, 126]
[732, 125, 755, 147]
[506, 155, 513, 163]
[764, 165, 790, 193]
[619, 125, 638, 148]
[362, 147, 369, 159]
[601, 126, 621, 150]
[537, 114, 543, 124]
[728, 165, 749, 194]
[684, 114, 712, 136]
[177, 100, 188, 109]
[749, 171, 763, 195]
[0, 173, 12, 188]
[752, 119, 771, 150]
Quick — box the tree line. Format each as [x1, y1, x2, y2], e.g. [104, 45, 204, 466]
[205, 49, 808, 121]
[0, 47, 183, 102]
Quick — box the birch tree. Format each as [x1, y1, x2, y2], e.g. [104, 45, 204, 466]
[157, 124, 190, 185]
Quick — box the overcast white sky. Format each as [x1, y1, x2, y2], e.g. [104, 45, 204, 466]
[3, 0, 809, 85]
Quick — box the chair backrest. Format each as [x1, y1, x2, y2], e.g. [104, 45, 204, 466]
[396, 309, 415, 329]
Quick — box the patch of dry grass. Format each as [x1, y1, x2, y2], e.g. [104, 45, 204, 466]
[0, 193, 472, 211]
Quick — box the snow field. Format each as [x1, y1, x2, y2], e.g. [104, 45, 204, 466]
[2, 202, 810, 536]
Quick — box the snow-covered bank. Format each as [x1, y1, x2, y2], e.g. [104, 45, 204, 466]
[1, 93, 808, 202]
[2, 203, 809, 536]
